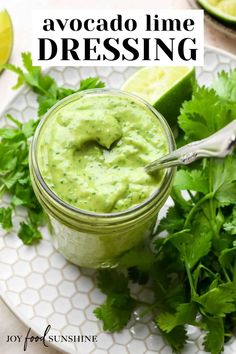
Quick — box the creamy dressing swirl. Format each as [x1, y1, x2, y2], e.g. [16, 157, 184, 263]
[38, 93, 168, 213]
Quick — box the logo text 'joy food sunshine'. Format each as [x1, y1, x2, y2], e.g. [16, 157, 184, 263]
[32, 10, 204, 66]
[5, 325, 98, 352]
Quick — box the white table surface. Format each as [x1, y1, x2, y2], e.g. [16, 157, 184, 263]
[0, 0, 236, 353]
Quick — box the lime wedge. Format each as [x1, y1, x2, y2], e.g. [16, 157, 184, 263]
[122, 66, 195, 127]
[197, 0, 236, 25]
[0, 9, 13, 70]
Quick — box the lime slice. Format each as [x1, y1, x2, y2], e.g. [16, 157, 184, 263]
[197, 0, 236, 25]
[122, 66, 195, 127]
[0, 9, 13, 70]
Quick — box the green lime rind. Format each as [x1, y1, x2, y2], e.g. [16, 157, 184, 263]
[197, 0, 236, 26]
[0, 9, 14, 72]
[122, 67, 195, 129]
[154, 68, 195, 128]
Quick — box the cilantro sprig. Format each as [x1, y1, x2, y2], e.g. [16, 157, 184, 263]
[1, 52, 105, 116]
[94, 70, 236, 354]
[0, 52, 105, 244]
[0, 114, 44, 244]
[94, 269, 139, 331]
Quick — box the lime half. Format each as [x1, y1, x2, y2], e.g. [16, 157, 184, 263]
[0, 9, 13, 70]
[197, 0, 236, 25]
[122, 66, 195, 127]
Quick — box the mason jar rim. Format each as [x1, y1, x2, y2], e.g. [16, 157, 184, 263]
[31, 88, 176, 220]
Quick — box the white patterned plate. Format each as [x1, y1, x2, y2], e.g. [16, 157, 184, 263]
[1, 47, 236, 354]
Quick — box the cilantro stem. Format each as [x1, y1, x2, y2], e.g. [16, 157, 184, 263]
[171, 188, 190, 209]
[164, 229, 191, 244]
[222, 267, 231, 282]
[207, 159, 219, 239]
[233, 262, 236, 282]
[208, 160, 215, 219]
[139, 303, 156, 316]
[199, 264, 219, 280]
[185, 261, 197, 297]
[0, 185, 5, 195]
[184, 192, 214, 228]
[139, 300, 163, 317]
[37, 86, 52, 97]
[6, 114, 22, 128]
[187, 190, 196, 204]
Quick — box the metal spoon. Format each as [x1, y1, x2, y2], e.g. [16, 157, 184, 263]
[145, 119, 236, 173]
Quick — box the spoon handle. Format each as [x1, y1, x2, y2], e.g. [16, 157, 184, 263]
[145, 119, 236, 173]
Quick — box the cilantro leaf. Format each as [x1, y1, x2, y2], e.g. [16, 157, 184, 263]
[37, 95, 58, 116]
[203, 317, 224, 354]
[119, 246, 155, 271]
[78, 77, 105, 90]
[1, 63, 25, 89]
[195, 282, 236, 316]
[94, 295, 136, 332]
[0, 114, 45, 244]
[223, 207, 236, 235]
[168, 229, 212, 270]
[0, 143, 18, 174]
[38, 76, 104, 116]
[219, 247, 236, 275]
[0, 207, 13, 231]
[157, 206, 185, 234]
[94, 270, 137, 332]
[96, 269, 129, 295]
[178, 86, 234, 141]
[159, 326, 187, 354]
[3, 52, 105, 117]
[22, 119, 39, 138]
[127, 267, 149, 285]
[18, 222, 42, 245]
[174, 169, 208, 194]
[212, 69, 236, 103]
[212, 155, 236, 206]
[156, 302, 197, 333]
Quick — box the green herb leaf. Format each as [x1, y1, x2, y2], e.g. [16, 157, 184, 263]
[157, 206, 185, 234]
[219, 247, 236, 276]
[78, 77, 105, 91]
[174, 169, 208, 194]
[94, 294, 136, 332]
[203, 317, 224, 354]
[178, 86, 234, 141]
[94, 270, 137, 332]
[156, 302, 197, 333]
[212, 155, 236, 206]
[159, 326, 187, 354]
[0, 207, 13, 231]
[195, 282, 236, 316]
[212, 70, 236, 103]
[96, 269, 129, 296]
[223, 207, 236, 235]
[168, 229, 212, 270]
[18, 222, 42, 245]
[119, 246, 155, 271]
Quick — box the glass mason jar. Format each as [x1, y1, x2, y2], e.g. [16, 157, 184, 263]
[30, 89, 175, 269]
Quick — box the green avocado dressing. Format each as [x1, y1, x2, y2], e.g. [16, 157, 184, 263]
[38, 93, 168, 213]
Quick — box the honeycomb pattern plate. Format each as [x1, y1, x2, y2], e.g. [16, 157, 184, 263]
[1, 46, 236, 354]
